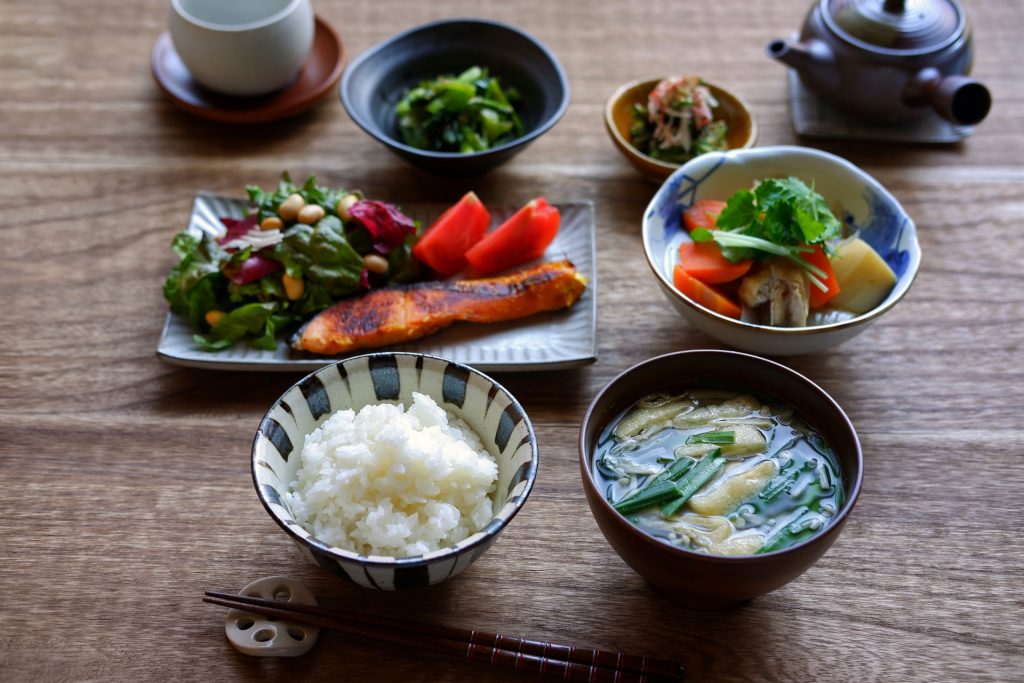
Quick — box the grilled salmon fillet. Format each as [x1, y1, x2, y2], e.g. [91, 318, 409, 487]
[294, 259, 587, 355]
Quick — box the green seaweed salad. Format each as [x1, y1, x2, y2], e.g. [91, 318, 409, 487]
[163, 174, 422, 351]
[395, 66, 523, 153]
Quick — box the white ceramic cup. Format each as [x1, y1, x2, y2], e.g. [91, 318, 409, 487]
[168, 0, 314, 97]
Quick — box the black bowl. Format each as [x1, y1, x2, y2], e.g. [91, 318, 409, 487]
[339, 18, 570, 177]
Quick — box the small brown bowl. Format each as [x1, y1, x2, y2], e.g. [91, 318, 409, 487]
[578, 350, 862, 608]
[604, 77, 757, 182]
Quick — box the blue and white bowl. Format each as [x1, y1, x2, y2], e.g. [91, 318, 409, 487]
[252, 353, 538, 589]
[643, 146, 921, 356]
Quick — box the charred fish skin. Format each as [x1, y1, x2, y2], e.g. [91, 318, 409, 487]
[293, 260, 587, 355]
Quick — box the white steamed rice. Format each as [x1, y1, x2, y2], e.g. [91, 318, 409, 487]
[285, 392, 499, 557]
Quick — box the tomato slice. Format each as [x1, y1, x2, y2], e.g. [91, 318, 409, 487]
[412, 191, 490, 277]
[682, 199, 727, 232]
[464, 198, 560, 275]
[803, 244, 841, 309]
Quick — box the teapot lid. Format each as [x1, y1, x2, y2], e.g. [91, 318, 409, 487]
[823, 0, 964, 53]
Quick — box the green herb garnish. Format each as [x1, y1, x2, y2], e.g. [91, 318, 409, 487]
[690, 177, 842, 292]
[395, 67, 523, 153]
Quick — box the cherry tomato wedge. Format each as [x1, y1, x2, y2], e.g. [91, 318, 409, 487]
[465, 198, 559, 275]
[682, 199, 727, 232]
[412, 191, 491, 277]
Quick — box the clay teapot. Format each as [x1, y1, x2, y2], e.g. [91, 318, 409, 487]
[767, 0, 991, 125]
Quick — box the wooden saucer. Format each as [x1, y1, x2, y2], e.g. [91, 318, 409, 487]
[151, 16, 344, 124]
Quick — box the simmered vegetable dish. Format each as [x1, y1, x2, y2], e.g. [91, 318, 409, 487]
[674, 178, 897, 326]
[594, 388, 844, 556]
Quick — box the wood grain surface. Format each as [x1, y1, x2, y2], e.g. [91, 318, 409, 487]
[2, 0, 1022, 681]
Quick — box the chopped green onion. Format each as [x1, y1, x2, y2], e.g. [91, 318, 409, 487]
[660, 453, 725, 517]
[613, 479, 681, 515]
[759, 468, 799, 502]
[618, 457, 694, 503]
[685, 430, 735, 445]
[757, 505, 810, 553]
[614, 457, 695, 511]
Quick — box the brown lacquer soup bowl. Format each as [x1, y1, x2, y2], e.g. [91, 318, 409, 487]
[578, 350, 862, 608]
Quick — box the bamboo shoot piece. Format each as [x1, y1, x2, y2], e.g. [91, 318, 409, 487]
[828, 238, 896, 314]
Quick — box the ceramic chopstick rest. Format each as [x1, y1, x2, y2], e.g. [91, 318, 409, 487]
[225, 576, 319, 657]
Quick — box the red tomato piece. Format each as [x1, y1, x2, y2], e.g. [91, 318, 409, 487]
[803, 244, 841, 309]
[682, 199, 727, 232]
[464, 198, 560, 275]
[412, 192, 491, 277]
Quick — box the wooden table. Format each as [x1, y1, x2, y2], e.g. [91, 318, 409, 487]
[3, 0, 1022, 680]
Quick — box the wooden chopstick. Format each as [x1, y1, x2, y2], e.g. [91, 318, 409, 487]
[205, 591, 686, 682]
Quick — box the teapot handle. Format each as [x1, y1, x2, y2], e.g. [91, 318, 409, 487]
[904, 68, 991, 126]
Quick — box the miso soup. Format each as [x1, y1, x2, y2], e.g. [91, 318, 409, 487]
[593, 387, 844, 556]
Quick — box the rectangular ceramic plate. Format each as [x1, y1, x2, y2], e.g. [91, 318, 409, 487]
[157, 193, 597, 372]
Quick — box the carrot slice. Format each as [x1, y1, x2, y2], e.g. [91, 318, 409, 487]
[683, 199, 727, 232]
[677, 241, 753, 284]
[673, 265, 742, 319]
[803, 244, 841, 309]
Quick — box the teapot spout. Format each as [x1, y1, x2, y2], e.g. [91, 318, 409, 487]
[904, 68, 991, 125]
[766, 38, 839, 95]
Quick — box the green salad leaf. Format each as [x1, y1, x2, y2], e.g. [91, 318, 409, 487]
[163, 173, 422, 352]
[274, 216, 365, 295]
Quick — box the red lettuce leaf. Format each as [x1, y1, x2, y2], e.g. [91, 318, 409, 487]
[348, 200, 416, 254]
[226, 254, 282, 285]
[218, 215, 259, 246]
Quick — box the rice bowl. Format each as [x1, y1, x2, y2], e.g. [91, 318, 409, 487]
[252, 353, 538, 589]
